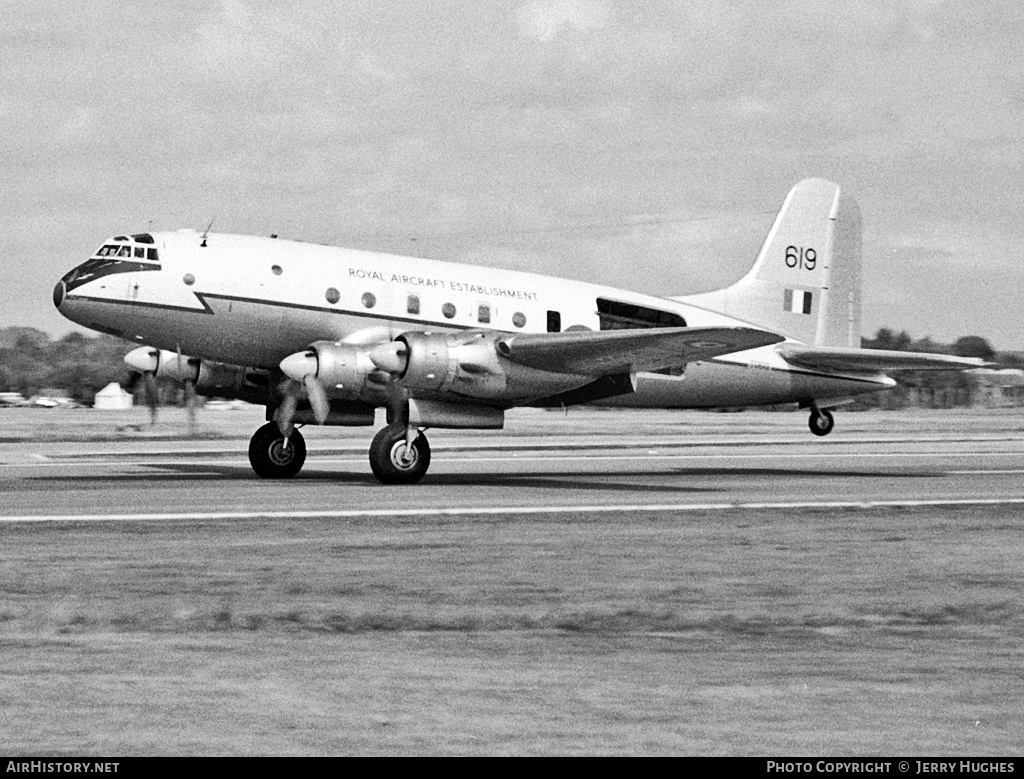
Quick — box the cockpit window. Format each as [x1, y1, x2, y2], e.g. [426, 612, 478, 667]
[132, 233, 154, 244]
[94, 242, 158, 262]
[96, 244, 129, 257]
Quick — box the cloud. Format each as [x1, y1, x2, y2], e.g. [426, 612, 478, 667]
[516, 0, 612, 41]
[55, 106, 96, 141]
[190, 0, 308, 81]
[5, 0, 1024, 349]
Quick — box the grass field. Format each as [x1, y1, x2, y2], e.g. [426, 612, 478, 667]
[1, 501, 1022, 755]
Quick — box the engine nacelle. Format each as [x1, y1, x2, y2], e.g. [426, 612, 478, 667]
[396, 331, 507, 397]
[194, 361, 247, 397]
[124, 346, 247, 397]
[385, 331, 594, 402]
[306, 340, 386, 400]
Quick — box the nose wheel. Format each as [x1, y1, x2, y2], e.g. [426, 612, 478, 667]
[369, 424, 431, 484]
[248, 422, 307, 478]
[808, 406, 835, 437]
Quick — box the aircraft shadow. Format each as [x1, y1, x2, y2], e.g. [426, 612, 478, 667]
[29, 466, 710, 493]
[27, 463, 941, 495]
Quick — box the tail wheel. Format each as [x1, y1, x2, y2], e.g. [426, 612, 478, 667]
[369, 424, 431, 485]
[248, 422, 307, 478]
[809, 408, 835, 437]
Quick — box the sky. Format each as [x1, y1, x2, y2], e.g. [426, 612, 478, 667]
[3, 0, 1024, 348]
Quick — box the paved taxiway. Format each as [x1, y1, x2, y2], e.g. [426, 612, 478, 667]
[3, 408, 1024, 519]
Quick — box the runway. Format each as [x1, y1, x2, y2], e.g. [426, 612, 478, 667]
[3, 407, 1024, 754]
[3, 407, 1024, 519]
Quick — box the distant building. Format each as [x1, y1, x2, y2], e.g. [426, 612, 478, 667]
[0, 392, 27, 406]
[93, 382, 133, 410]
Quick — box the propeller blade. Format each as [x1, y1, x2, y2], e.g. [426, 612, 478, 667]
[183, 378, 197, 436]
[368, 341, 408, 374]
[123, 371, 141, 393]
[304, 375, 330, 424]
[276, 390, 299, 436]
[143, 372, 159, 425]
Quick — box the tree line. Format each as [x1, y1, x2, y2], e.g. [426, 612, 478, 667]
[0, 328, 131, 403]
[0, 326, 1019, 406]
[855, 328, 1020, 409]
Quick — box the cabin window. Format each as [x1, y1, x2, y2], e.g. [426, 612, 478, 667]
[183, 274, 195, 286]
[546, 310, 561, 333]
[442, 302, 456, 319]
[512, 312, 526, 328]
[478, 304, 491, 324]
[271, 265, 283, 276]
[596, 297, 687, 330]
[325, 287, 340, 304]
[361, 292, 376, 309]
[407, 294, 420, 314]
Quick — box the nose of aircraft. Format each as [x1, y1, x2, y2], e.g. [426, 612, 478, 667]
[53, 280, 66, 309]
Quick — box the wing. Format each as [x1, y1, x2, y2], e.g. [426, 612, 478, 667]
[497, 326, 784, 375]
[780, 344, 988, 373]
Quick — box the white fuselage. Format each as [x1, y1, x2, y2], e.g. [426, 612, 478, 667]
[56, 230, 892, 409]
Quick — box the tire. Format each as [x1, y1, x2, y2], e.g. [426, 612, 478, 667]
[248, 422, 307, 478]
[808, 408, 835, 437]
[369, 425, 431, 485]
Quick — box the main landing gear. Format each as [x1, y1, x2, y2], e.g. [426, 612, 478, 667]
[808, 404, 835, 437]
[369, 424, 431, 485]
[246, 420, 432, 484]
[248, 422, 307, 478]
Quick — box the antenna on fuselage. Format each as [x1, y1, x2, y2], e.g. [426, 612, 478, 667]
[200, 218, 215, 248]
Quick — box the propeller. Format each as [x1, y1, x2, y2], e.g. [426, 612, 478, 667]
[124, 345, 203, 428]
[277, 349, 331, 434]
[123, 346, 161, 424]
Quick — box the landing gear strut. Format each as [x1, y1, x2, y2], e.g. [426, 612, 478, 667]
[808, 405, 835, 437]
[369, 424, 431, 485]
[248, 422, 307, 478]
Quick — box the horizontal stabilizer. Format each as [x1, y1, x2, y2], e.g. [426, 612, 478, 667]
[780, 344, 988, 373]
[498, 326, 784, 376]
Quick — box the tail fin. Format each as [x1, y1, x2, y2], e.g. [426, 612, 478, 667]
[679, 178, 862, 347]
